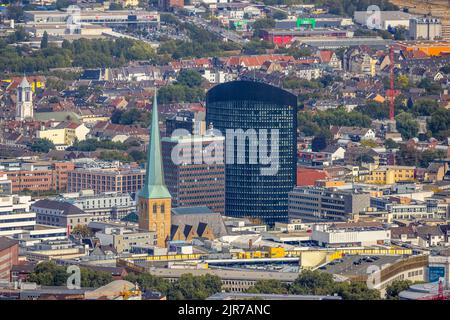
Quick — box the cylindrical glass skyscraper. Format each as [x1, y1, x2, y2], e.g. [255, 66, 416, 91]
[206, 80, 297, 225]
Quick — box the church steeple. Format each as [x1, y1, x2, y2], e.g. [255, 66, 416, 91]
[139, 90, 171, 199]
[138, 89, 171, 248]
[16, 74, 33, 121]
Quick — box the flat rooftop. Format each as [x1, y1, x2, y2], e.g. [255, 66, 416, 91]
[320, 255, 403, 277]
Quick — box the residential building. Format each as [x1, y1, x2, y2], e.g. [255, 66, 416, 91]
[206, 80, 297, 225]
[364, 165, 416, 184]
[158, 0, 183, 11]
[161, 133, 225, 214]
[349, 53, 377, 76]
[37, 122, 89, 150]
[288, 187, 370, 222]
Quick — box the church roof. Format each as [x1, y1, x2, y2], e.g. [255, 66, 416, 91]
[19, 76, 31, 88]
[171, 206, 228, 238]
[138, 91, 171, 199]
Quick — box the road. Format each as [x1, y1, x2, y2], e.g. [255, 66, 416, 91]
[180, 15, 246, 45]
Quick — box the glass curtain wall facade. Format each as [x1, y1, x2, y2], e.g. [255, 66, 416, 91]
[206, 80, 297, 225]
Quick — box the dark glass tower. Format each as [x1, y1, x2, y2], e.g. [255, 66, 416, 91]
[206, 80, 297, 225]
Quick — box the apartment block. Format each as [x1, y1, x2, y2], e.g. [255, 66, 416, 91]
[364, 165, 416, 185]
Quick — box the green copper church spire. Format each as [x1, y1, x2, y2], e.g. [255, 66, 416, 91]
[139, 89, 171, 199]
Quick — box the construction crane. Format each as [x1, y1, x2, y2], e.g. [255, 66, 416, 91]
[418, 280, 450, 300]
[389, 45, 395, 121]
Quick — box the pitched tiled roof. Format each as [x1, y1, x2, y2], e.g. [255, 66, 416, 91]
[32, 199, 88, 216]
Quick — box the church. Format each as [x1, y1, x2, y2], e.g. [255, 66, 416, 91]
[137, 91, 227, 248]
[16, 76, 34, 121]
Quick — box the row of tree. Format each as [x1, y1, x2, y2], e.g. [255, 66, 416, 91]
[0, 33, 156, 73]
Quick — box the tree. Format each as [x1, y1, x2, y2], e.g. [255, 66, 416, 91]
[252, 18, 275, 38]
[40, 31, 49, 49]
[360, 139, 378, 148]
[384, 138, 399, 149]
[289, 270, 337, 296]
[395, 112, 419, 140]
[311, 134, 327, 152]
[72, 225, 92, 237]
[246, 280, 289, 294]
[428, 109, 450, 139]
[30, 138, 55, 153]
[272, 11, 287, 20]
[385, 280, 412, 300]
[167, 274, 222, 300]
[176, 69, 204, 88]
[129, 150, 146, 163]
[28, 261, 112, 288]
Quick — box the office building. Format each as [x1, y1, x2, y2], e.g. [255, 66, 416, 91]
[288, 187, 370, 222]
[0, 160, 75, 193]
[95, 226, 156, 253]
[58, 190, 136, 221]
[137, 93, 172, 248]
[161, 133, 225, 214]
[31, 199, 94, 232]
[0, 195, 35, 237]
[0, 173, 12, 195]
[165, 110, 205, 137]
[0, 237, 19, 281]
[206, 80, 297, 225]
[311, 223, 391, 247]
[67, 167, 145, 194]
[409, 17, 442, 40]
[364, 165, 415, 184]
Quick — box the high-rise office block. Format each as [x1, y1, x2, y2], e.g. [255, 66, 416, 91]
[206, 80, 297, 225]
[162, 133, 225, 214]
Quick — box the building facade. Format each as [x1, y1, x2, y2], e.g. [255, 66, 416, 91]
[0, 237, 19, 281]
[161, 133, 225, 214]
[288, 187, 370, 222]
[206, 80, 297, 225]
[0, 160, 75, 193]
[67, 167, 145, 194]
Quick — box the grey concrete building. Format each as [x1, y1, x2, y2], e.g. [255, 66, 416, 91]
[288, 187, 370, 222]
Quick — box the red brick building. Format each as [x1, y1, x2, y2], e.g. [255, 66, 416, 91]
[3, 161, 75, 193]
[0, 237, 19, 281]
